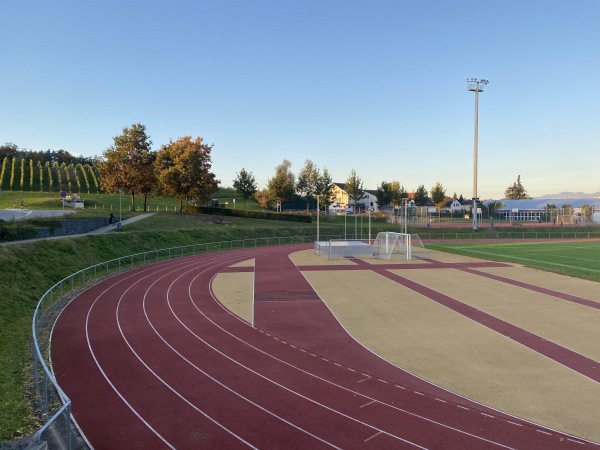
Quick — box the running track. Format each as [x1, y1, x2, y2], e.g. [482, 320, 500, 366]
[52, 244, 600, 449]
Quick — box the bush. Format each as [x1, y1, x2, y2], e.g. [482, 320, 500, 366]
[181, 206, 312, 223]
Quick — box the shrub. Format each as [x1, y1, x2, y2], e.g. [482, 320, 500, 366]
[181, 206, 312, 223]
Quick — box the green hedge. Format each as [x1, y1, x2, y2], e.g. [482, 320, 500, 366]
[181, 206, 312, 223]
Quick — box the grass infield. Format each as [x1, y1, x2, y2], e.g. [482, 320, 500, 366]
[426, 240, 600, 282]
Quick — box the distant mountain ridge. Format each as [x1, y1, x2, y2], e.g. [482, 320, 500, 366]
[537, 192, 600, 199]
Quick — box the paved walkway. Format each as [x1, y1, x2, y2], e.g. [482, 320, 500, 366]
[0, 212, 156, 246]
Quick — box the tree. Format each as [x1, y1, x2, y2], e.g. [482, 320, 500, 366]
[430, 182, 446, 210]
[504, 175, 531, 200]
[232, 168, 257, 210]
[296, 160, 319, 210]
[254, 188, 273, 209]
[267, 160, 295, 210]
[155, 136, 220, 211]
[390, 181, 408, 208]
[413, 185, 429, 206]
[315, 167, 334, 211]
[345, 169, 364, 213]
[487, 200, 504, 219]
[375, 181, 394, 208]
[98, 123, 155, 210]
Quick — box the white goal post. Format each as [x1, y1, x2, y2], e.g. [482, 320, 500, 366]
[374, 232, 412, 260]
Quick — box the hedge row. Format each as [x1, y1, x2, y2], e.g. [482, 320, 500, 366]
[182, 206, 312, 223]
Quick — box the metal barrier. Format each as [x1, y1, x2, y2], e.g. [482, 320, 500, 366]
[30, 234, 343, 449]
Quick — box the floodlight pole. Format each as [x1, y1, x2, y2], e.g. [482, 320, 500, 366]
[467, 78, 489, 231]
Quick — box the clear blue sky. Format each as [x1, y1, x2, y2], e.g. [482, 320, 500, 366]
[1, 0, 598, 199]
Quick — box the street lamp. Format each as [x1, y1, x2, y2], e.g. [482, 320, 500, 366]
[118, 188, 123, 231]
[467, 78, 489, 231]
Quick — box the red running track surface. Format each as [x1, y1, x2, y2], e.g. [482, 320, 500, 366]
[52, 244, 599, 449]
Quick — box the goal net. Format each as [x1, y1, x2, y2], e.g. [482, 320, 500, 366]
[374, 232, 411, 260]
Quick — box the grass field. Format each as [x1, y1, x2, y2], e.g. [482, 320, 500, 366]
[426, 240, 600, 282]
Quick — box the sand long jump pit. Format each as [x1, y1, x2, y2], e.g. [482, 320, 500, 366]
[212, 247, 600, 443]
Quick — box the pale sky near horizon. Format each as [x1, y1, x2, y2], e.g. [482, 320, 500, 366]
[1, 1, 598, 200]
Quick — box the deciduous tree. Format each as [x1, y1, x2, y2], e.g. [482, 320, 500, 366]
[267, 160, 295, 210]
[296, 160, 319, 210]
[233, 168, 258, 210]
[375, 181, 394, 208]
[155, 136, 219, 211]
[98, 123, 155, 210]
[345, 169, 364, 213]
[413, 185, 429, 206]
[430, 182, 446, 210]
[315, 167, 334, 211]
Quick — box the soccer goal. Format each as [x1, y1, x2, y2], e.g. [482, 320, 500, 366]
[373, 232, 430, 261]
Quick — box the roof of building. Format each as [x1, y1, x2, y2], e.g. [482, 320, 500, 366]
[484, 198, 600, 210]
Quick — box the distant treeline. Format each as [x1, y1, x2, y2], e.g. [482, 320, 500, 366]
[0, 143, 97, 166]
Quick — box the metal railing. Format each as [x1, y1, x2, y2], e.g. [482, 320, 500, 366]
[31, 234, 344, 449]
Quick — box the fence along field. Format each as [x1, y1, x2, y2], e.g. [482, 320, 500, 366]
[0, 156, 101, 193]
[427, 240, 600, 282]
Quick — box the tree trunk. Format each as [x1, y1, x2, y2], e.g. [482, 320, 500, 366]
[130, 192, 135, 211]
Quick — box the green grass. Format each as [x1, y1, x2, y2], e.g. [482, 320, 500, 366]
[426, 240, 600, 282]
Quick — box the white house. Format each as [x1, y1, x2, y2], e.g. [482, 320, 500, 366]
[329, 183, 380, 214]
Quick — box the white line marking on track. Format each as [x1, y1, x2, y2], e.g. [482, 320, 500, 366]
[481, 413, 495, 419]
[567, 438, 585, 445]
[357, 377, 371, 383]
[360, 400, 377, 408]
[364, 431, 383, 442]
[536, 430, 552, 436]
[507, 421, 522, 427]
[434, 398, 446, 403]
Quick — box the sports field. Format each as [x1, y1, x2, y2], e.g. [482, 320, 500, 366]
[49, 239, 600, 448]
[426, 240, 600, 282]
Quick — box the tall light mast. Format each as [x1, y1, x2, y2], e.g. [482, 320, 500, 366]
[467, 78, 489, 231]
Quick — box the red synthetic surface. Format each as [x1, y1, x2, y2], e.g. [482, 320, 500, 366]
[52, 244, 599, 449]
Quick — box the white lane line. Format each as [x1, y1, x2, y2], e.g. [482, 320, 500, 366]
[364, 431, 383, 443]
[360, 400, 377, 409]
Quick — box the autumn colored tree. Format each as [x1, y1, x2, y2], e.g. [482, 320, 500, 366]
[345, 169, 364, 213]
[155, 136, 219, 211]
[233, 168, 258, 209]
[98, 123, 155, 210]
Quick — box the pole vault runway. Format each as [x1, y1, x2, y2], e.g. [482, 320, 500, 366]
[51, 244, 600, 449]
